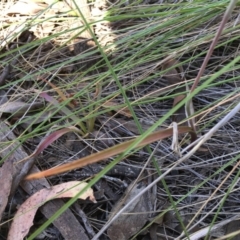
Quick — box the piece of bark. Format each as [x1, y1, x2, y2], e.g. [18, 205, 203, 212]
[0, 121, 35, 221]
[0, 121, 89, 239]
[0, 159, 14, 221]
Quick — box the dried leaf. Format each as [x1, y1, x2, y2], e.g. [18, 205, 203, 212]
[111, 118, 142, 135]
[18, 110, 55, 130]
[33, 127, 81, 156]
[7, 0, 47, 15]
[101, 117, 162, 135]
[0, 90, 8, 105]
[0, 101, 44, 117]
[108, 182, 151, 240]
[17, 126, 82, 163]
[65, 0, 92, 19]
[41, 21, 55, 36]
[8, 181, 96, 240]
[21, 165, 90, 240]
[103, 101, 132, 118]
[25, 126, 196, 180]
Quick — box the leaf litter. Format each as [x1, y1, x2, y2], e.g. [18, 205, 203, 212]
[8, 181, 96, 240]
[0, 121, 92, 240]
[107, 182, 152, 240]
[22, 164, 92, 240]
[0, 0, 240, 239]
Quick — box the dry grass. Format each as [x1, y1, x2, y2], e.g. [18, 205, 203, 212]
[1, 0, 240, 239]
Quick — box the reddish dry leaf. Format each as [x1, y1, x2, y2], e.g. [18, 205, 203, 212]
[18, 126, 82, 163]
[26, 126, 196, 180]
[8, 181, 96, 240]
[32, 126, 81, 155]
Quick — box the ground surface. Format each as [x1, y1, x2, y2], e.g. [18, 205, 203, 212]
[0, 0, 240, 240]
